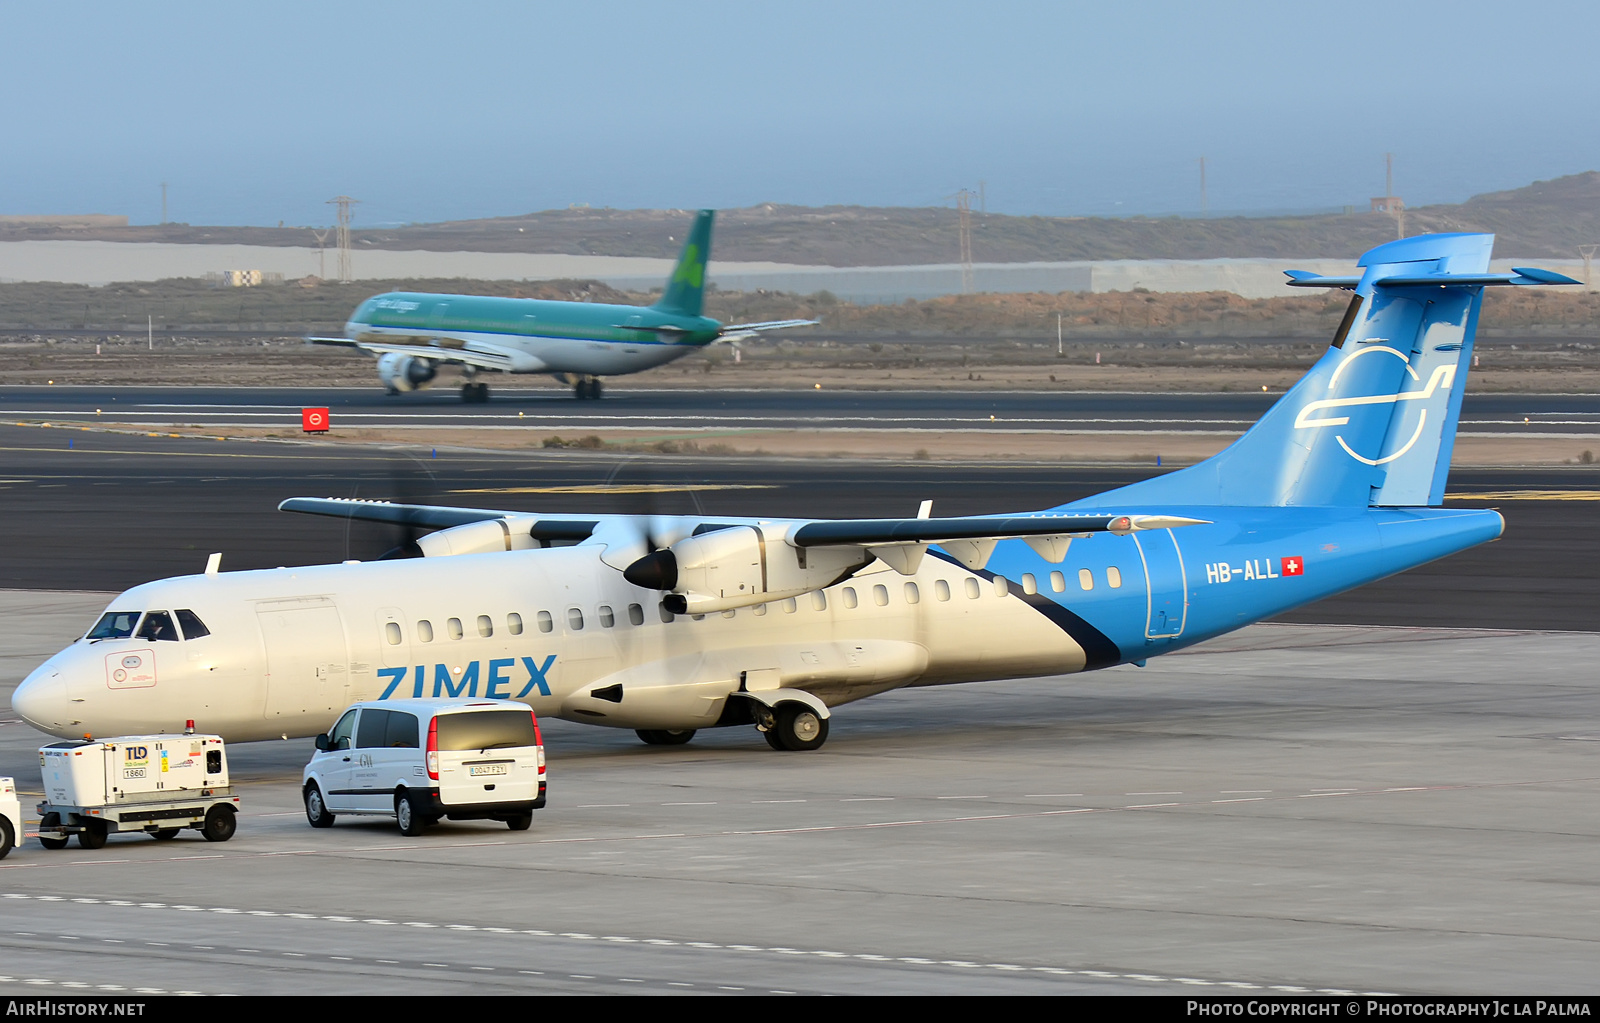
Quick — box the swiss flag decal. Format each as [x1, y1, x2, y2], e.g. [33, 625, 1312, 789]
[1281, 556, 1304, 576]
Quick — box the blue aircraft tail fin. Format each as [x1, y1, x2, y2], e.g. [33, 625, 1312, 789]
[652, 210, 714, 318]
[1097, 233, 1578, 508]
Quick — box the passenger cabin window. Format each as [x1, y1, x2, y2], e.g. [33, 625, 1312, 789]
[842, 587, 858, 609]
[567, 608, 584, 631]
[628, 603, 644, 626]
[810, 591, 827, 611]
[507, 613, 524, 636]
[175, 609, 210, 640]
[384, 712, 419, 749]
[782, 598, 798, 614]
[477, 615, 493, 638]
[537, 611, 553, 633]
[355, 709, 391, 749]
[873, 584, 889, 606]
[1022, 573, 1038, 595]
[417, 620, 434, 643]
[964, 578, 981, 600]
[447, 618, 464, 641]
[1050, 571, 1065, 593]
[1107, 567, 1123, 588]
[384, 622, 402, 646]
[935, 579, 951, 601]
[87, 611, 141, 641]
[137, 611, 180, 642]
[1079, 569, 1094, 591]
[993, 576, 1009, 597]
[752, 603, 767, 617]
[658, 603, 675, 623]
[904, 582, 920, 604]
[599, 605, 615, 628]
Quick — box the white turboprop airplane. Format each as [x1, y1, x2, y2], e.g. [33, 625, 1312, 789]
[12, 234, 1574, 756]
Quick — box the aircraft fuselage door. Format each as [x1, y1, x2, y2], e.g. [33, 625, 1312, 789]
[1133, 529, 1188, 640]
[257, 599, 350, 723]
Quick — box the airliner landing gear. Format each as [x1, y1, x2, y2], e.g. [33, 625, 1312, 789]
[636, 729, 696, 746]
[760, 704, 830, 752]
[460, 382, 490, 403]
[573, 377, 604, 400]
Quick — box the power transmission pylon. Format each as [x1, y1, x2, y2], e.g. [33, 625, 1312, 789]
[311, 229, 332, 279]
[947, 189, 975, 294]
[326, 196, 360, 283]
[1580, 245, 1599, 293]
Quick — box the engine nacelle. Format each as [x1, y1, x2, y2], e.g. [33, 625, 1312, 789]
[416, 516, 541, 557]
[629, 525, 871, 614]
[377, 352, 438, 393]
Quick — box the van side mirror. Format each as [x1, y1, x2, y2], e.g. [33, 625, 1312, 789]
[315, 733, 332, 752]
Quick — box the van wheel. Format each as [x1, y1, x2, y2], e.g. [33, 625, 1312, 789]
[38, 813, 68, 851]
[768, 704, 829, 752]
[304, 784, 335, 828]
[78, 820, 108, 850]
[151, 829, 180, 841]
[505, 813, 533, 831]
[396, 792, 426, 837]
[201, 805, 236, 843]
[636, 729, 696, 746]
[0, 817, 14, 860]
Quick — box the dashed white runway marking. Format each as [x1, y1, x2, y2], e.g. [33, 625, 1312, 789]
[0, 890, 1398, 995]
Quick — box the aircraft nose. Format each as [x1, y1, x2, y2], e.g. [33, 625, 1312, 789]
[13, 657, 73, 734]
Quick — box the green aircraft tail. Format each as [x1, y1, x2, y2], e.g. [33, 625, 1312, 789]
[653, 209, 714, 317]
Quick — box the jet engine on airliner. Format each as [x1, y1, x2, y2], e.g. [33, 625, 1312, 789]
[623, 525, 871, 615]
[377, 352, 438, 393]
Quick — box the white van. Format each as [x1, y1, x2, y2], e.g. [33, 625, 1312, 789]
[302, 699, 546, 836]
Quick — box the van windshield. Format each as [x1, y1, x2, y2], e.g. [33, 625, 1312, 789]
[435, 711, 538, 752]
[86, 611, 142, 640]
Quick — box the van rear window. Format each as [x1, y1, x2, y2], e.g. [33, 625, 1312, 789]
[435, 711, 538, 752]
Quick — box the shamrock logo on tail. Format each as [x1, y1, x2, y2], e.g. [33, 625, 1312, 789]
[673, 244, 704, 288]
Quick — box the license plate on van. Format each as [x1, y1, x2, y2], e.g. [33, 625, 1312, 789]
[469, 764, 508, 777]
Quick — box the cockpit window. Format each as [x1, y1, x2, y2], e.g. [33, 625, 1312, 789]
[136, 611, 180, 642]
[175, 609, 210, 640]
[86, 611, 141, 640]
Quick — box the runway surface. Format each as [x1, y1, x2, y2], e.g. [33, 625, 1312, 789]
[1, 602, 1595, 995]
[6, 385, 1600, 435]
[0, 423, 1594, 629]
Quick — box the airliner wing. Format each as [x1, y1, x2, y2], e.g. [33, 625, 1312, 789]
[305, 336, 528, 373]
[716, 318, 820, 343]
[278, 498, 514, 529]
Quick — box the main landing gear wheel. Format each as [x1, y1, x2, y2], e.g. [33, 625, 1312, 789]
[764, 704, 830, 752]
[636, 729, 696, 746]
[460, 382, 490, 403]
[573, 378, 603, 400]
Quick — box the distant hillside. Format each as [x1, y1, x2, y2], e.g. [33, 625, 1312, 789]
[5, 173, 1599, 263]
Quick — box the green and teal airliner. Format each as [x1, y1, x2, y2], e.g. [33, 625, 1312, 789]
[312, 210, 815, 401]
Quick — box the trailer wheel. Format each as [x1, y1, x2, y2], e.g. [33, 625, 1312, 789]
[78, 819, 108, 850]
[37, 812, 68, 850]
[201, 805, 236, 843]
[151, 829, 180, 841]
[0, 817, 13, 860]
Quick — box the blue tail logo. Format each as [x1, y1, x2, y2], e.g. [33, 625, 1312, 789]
[1294, 345, 1459, 467]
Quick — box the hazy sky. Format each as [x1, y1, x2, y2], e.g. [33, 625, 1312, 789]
[3, 1, 1598, 227]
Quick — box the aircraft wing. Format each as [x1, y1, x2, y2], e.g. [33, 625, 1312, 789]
[716, 319, 820, 343]
[278, 498, 516, 529]
[305, 336, 527, 373]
